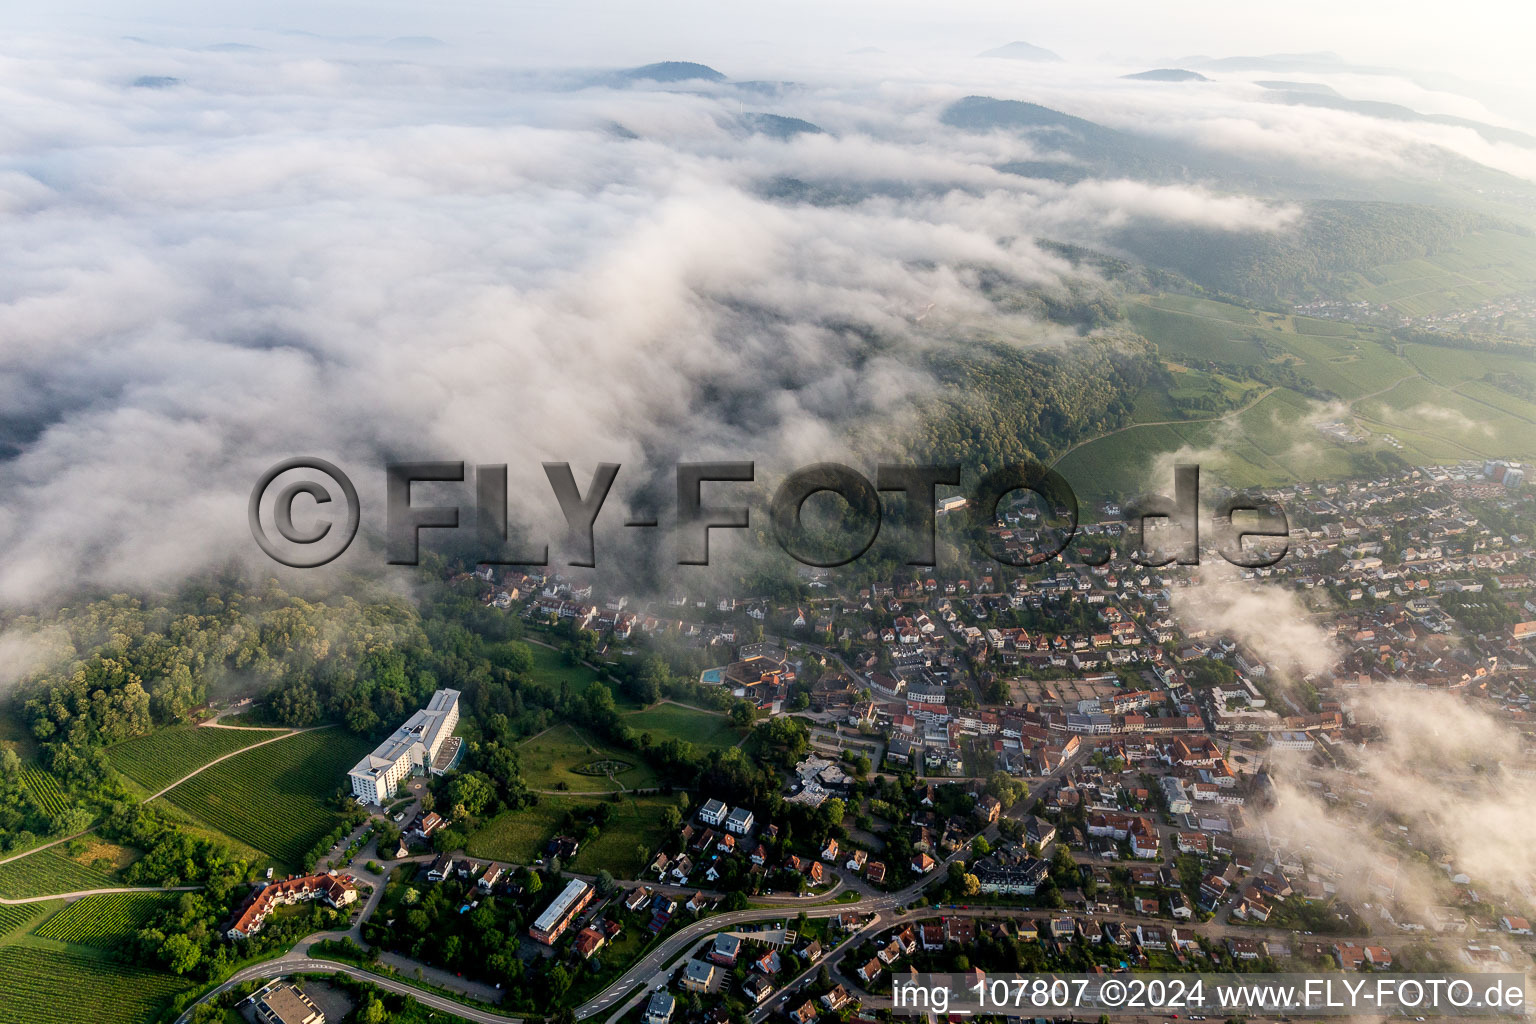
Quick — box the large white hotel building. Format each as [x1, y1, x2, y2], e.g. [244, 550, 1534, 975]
[348, 688, 460, 805]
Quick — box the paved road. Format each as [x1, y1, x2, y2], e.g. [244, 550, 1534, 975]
[183, 957, 518, 1024]
[175, 745, 1085, 1023]
[574, 744, 1085, 1019]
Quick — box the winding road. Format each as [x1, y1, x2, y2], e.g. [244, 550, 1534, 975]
[172, 745, 1087, 1024]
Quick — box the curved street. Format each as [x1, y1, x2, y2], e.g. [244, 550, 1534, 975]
[174, 745, 1084, 1023]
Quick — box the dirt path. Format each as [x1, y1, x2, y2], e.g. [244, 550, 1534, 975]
[148, 725, 330, 802]
[1048, 386, 1279, 469]
[1050, 367, 1427, 474]
[0, 885, 200, 906]
[0, 726, 327, 870]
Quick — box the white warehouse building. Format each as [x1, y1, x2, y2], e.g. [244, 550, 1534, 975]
[348, 688, 460, 805]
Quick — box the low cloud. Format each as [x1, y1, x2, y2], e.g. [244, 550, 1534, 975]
[0, 34, 1517, 603]
[1171, 576, 1337, 683]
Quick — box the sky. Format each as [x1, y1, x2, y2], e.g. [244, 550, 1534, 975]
[8, 0, 1536, 86]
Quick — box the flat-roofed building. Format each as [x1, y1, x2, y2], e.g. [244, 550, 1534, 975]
[348, 689, 460, 804]
[529, 878, 593, 945]
[254, 984, 325, 1024]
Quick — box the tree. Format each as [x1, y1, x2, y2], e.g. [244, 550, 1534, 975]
[160, 932, 202, 975]
[986, 771, 1027, 808]
[595, 869, 616, 896]
[49, 806, 93, 837]
[446, 772, 496, 818]
[357, 996, 387, 1024]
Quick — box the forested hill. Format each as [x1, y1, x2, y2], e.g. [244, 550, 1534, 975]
[1113, 200, 1511, 305]
[910, 335, 1160, 473]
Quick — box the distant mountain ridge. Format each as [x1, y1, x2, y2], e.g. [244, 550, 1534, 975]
[615, 61, 726, 83]
[978, 41, 1062, 62]
[1122, 68, 1209, 82]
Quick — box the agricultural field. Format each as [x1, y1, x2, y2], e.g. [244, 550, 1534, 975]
[517, 723, 659, 793]
[0, 845, 126, 900]
[1341, 228, 1536, 319]
[156, 728, 372, 868]
[31, 891, 179, 949]
[0, 946, 192, 1024]
[106, 724, 285, 794]
[1061, 292, 1536, 501]
[0, 901, 57, 941]
[465, 793, 673, 877]
[623, 704, 742, 754]
[17, 764, 70, 818]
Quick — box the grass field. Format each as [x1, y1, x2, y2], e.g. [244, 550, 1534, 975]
[156, 728, 372, 868]
[0, 714, 39, 762]
[0, 846, 126, 900]
[623, 704, 742, 753]
[30, 891, 180, 949]
[0, 946, 193, 1024]
[465, 793, 673, 877]
[106, 724, 285, 794]
[517, 724, 659, 793]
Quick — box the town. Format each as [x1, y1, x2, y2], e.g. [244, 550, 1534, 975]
[184, 455, 1536, 1024]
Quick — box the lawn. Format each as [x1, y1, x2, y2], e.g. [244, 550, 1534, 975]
[466, 793, 674, 877]
[0, 946, 193, 1024]
[106, 724, 285, 794]
[156, 728, 373, 869]
[517, 723, 659, 793]
[622, 704, 742, 753]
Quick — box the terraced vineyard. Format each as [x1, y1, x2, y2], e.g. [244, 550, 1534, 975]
[31, 892, 178, 949]
[0, 848, 121, 900]
[17, 764, 70, 816]
[106, 724, 283, 793]
[158, 728, 372, 867]
[0, 946, 192, 1024]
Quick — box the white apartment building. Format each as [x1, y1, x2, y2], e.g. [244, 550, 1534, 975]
[348, 688, 460, 805]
